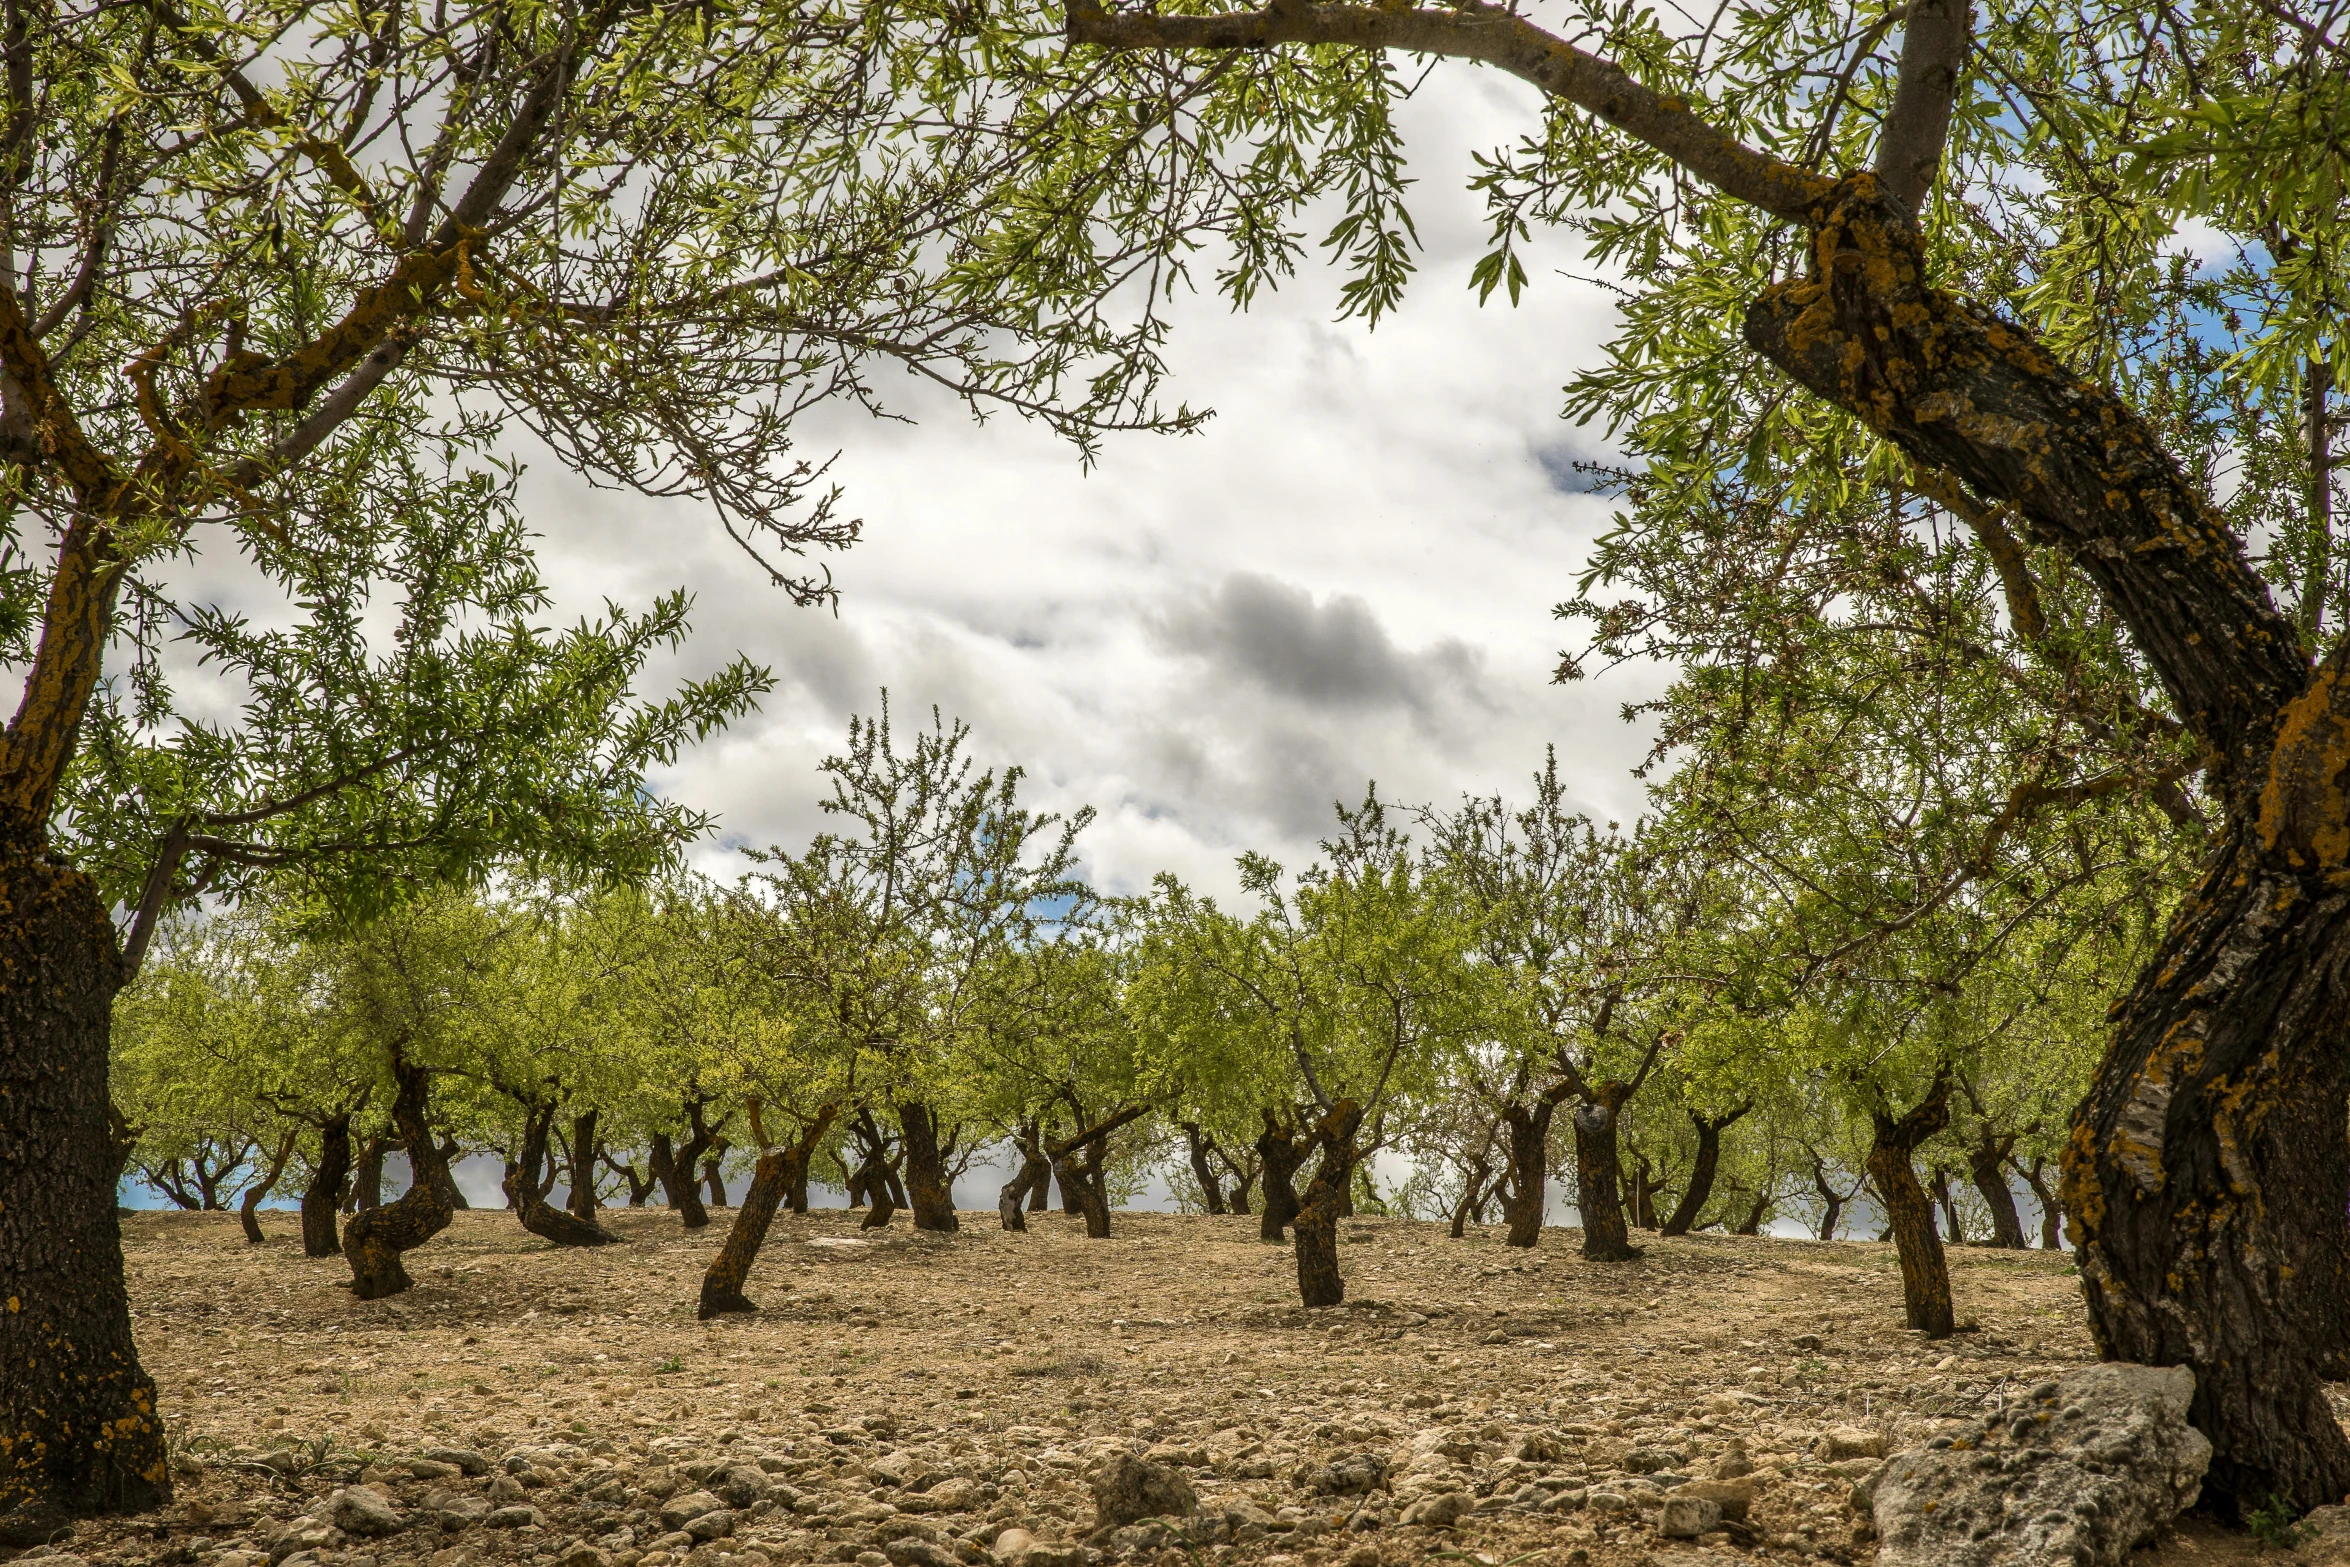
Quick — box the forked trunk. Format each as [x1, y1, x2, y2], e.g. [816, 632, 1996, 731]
[351, 1135, 388, 1211]
[1500, 1097, 1559, 1249]
[1810, 1159, 1845, 1242]
[1662, 1103, 1751, 1237]
[1570, 1088, 1641, 1262]
[1866, 1077, 1954, 1338]
[1255, 1111, 1304, 1240]
[301, 1113, 354, 1258]
[1928, 1165, 1966, 1244]
[701, 1107, 836, 1318]
[436, 1136, 469, 1208]
[2015, 1157, 2063, 1250]
[1292, 1101, 1364, 1308]
[0, 838, 168, 1540]
[343, 1057, 459, 1299]
[898, 1101, 958, 1231]
[1217, 1146, 1258, 1215]
[702, 1148, 729, 1208]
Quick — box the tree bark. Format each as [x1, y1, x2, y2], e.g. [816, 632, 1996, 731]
[565, 1110, 601, 1223]
[1216, 1145, 1258, 1215]
[1966, 1130, 2027, 1249]
[503, 1106, 619, 1248]
[700, 1106, 836, 1318]
[702, 1148, 729, 1209]
[238, 1131, 298, 1245]
[1809, 1156, 1847, 1241]
[0, 839, 169, 1540]
[1255, 1109, 1304, 1241]
[1500, 1092, 1566, 1248]
[1629, 1151, 1662, 1229]
[1292, 1100, 1364, 1307]
[350, 1134, 388, 1211]
[1181, 1122, 1228, 1214]
[1928, 1165, 1966, 1244]
[342, 1056, 458, 1299]
[1866, 1076, 1955, 1338]
[897, 1101, 959, 1232]
[1570, 1087, 1642, 1262]
[2014, 1156, 2063, 1250]
[1661, 1102, 1753, 1237]
[301, 1113, 354, 1258]
[1044, 1105, 1144, 1239]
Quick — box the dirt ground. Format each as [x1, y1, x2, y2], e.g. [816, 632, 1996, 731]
[17, 1207, 2307, 1567]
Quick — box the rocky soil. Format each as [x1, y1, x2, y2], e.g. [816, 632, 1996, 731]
[16, 1208, 2305, 1567]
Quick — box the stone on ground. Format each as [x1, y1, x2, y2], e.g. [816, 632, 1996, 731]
[1089, 1454, 1197, 1529]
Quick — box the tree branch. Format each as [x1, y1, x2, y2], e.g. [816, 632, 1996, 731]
[1064, 0, 1832, 223]
[1872, 0, 1968, 214]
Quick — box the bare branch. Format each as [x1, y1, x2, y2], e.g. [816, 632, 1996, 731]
[1873, 0, 1968, 214]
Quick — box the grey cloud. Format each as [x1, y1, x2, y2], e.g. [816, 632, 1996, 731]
[1152, 572, 1493, 724]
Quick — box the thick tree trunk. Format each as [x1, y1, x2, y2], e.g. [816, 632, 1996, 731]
[565, 1110, 601, 1223]
[436, 1136, 469, 1208]
[238, 1131, 297, 1245]
[343, 1057, 458, 1299]
[1217, 1146, 1258, 1215]
[1866, 1077, 1955, 1338]
[504, 1106, 618, 1248]
[1182, 1122, 1228, 1214]
[1500, 1097, 1560, 1248]
[702, 1147, 729, 1209]
[1255, 1111, 1304, 1241]
[700, 1107, 835, 1318]
[651, 1129, 710, 1229]
[1744, 174, 2350, 1511]
[1662, 1103, 1751, 1237]
[1734, 1188, 1767, 1235]
[1292, 1101, 1363, 1307]
[0, 840, 169, 1540]
[897, 1101, 959, 1232]
[1570, 1088, 1641, 1262]
[1967, 1131, 2027, 1249]
[301, 1113, 354, 1258]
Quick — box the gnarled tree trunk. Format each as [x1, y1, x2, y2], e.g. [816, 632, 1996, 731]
[701, 1106, 838, 1318]
[1500, 1091, 1566, 1248]
[503, 1106, 618, 1248]
[1865, 1075, 1954, 1338]
[896, 1100, 959, 1231]
[1255, 1109, 1304, 1240]
[238, 1131, 298, 1244]
[1292, 1100, 1364, 1307]
[1181, 1122, 1228, 1214]
[1966, 1129, 2027, 1249]
[0, 840, 168, 1541]
[343, 1056, 459, 1299]
[301, 1112, 355, 1258]
[1570, 1087, 1641, 1262]
[565, 1110, 601, 1224]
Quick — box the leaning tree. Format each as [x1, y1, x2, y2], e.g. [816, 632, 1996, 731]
[1010, 0, 2350, 1514]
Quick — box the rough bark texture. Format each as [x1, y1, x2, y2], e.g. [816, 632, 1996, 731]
[564, 1110, 601, 1224]
[897, 1102, 959, 1232]
[1500, 1094, 1564, 1248]
[0, 840, 170, 1540]
[341, 1058, 457, 1300]
[702, 1151, 728, 1209]
[1867, 1078, 1955, 1339]
[1661, 1102, 1751, 1237]
[1255, 1111, 1304, 1241]
[1928, 1165, 1966, 1245]
[1570, 1087, 1641, 1262]
[1966, 1130, 2027, 1249]
[300, 1113, 354, 1258]
[699, 1107, 836, 1318]
[654, 1119, 713, 1230]
[1742, 173, 2350, 1511]
[1292, 1101, 1364, 1308]
[350, 1135, 388, 1212]
[2016, 1157, 2063, 1250]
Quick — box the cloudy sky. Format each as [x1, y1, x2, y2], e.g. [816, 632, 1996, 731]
[508, 66, 1667, 904]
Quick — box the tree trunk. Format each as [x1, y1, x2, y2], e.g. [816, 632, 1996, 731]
[565, 1110, 601, 1223]
[238, 1131, 297, 1245]
[1734, 1188, 1767, 1235]
[1967, 1131, 2027, 1249]
[1662, 1103, 1752, 1237]
[342, 1057, 458, 1299]
[652, 1129, 710, 1229]
[504, 1107, 618, 1248]
[1744, 177, 2350, 1511]
[1928, 1165, 1966, 1244]
[1570, 1087, 1641, 1262]
[1629, 1152, 1662, 1229]
[351, 1135, 388, 1211]
[1000, 1124, 1048, 1230]
[1866, 1077, 1955, 1339]
[1292, 1101, 1363, 1307]
[2015, 1156, 2063, 1250]
[1810, 1158, 1845, 1242]
[1182, 1122, 1228, 1214]
[1217, 1146, 1257, 1215]
[1255, 1110, 1304, 1241]
[301, 1113, 353, 1258]
[0, 840, 169, 1540]
[1500, 1096, 1560, 1248]
[436, 1136, 469, 1208]
[702, 1146, 729, 1209]
[700, 1107, 836, 1318]
[897, 1101, 959, 1232]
